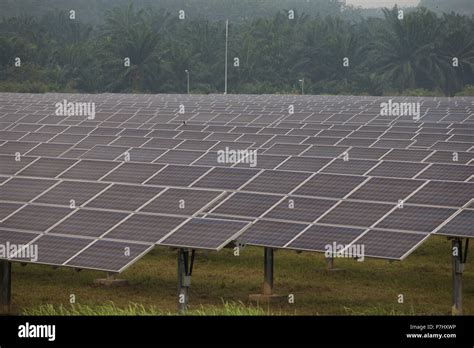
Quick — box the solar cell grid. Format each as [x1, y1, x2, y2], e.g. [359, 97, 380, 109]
[49, 209, 128, 237]
[354, 230, 427, 260]
[241, 170, 311, 194]
[286, 224, 363, 252]
[86, 184, 163, 211]
[237, 220, 308, 248]
[159, 218, 248, 250]
[192, 167, 259, 190]
[0, 205, 72, 232]
[66, 240, 152, 272]
[104, 214, 187, 243]
[141, 188, 222, 216]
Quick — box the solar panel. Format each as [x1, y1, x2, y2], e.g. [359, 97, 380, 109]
[101, 163, 164, 184]
[0, 229, 39, 252]
[31, 235, 93, 265]
[381, 149, 432, 162]
[145, 165, 210, 187]
[416, 164, 474, 182]
[264, 197, 336, 222]
[0, 141, 39, 155]
[26, 143, 72, 157]
[17, 158, 76, 178]
[0, 178, 57, 202]
[59, 160, 120, 180]
[192, 167, 259, 190]
[319, 201, 394, 227]
[425, 150, 474, 164]
[276, 156, 330, 172]
[0, 202, 23, 221]
[286, 224, 363, 252]
[301, 145, 348, 158]
[159, 218, 249, 250]
[86, 185, 163, 211]
[140, 188, 222, 215]
[407, 181, 474, 207]
[237, 220, 308, 248]
[366, 161, 428, 179]
[294, 174, 366, 198]
[240, 170, 311, 194]
[1, 205, 71, 232]
[436, 210, 474, 237]
[155, 150, 205, 165]
[127, 148, 166, 163]
[375, 206, 456, 233]
[264, 143, 310, 156]
[49, 209, 128, 237]
[81, 145, 129, 160]
[321, 159, 378, 175]
[66, 240, 152, 272]
[0, 155, 37, 175]
[104, 214, 186, 243]
[211, 192, 282, 218]
[354, 230, 427, 260]
[348, 177, 424, 203]
[33, 181, 108, 206]
[234, 154, 287, 170]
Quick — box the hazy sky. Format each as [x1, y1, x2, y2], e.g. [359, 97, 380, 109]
[346, 0, 420, 8]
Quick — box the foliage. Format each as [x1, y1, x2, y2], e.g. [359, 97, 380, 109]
[0, 3, 473, 96]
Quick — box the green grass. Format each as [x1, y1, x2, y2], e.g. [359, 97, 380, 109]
[12, 236, 473, 316]
[22, 301, 266, 316]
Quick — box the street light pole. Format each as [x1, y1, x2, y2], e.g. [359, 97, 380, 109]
[185, 70, 190, 95]
[299, 79, 304, 95]
[224, 19, 228, 95]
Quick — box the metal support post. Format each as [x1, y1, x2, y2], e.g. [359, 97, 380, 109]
[262, 247, 274, 296]
[0, 260, 11, 313]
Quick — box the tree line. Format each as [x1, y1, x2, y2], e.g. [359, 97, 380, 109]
[1, 3, 473, 96]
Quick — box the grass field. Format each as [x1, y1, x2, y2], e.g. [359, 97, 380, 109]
[9, 235, 473, 316]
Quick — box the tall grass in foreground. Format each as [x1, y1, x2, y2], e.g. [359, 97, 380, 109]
[22, 301, 267, 316]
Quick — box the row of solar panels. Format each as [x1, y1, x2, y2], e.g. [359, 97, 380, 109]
[0, 94, 473, 126]
[0, 93, 472, 273]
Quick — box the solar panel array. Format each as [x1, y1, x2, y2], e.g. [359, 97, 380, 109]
[0, 93, 473, 272]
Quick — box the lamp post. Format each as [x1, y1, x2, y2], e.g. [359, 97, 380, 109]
[185, 70, 190, 95]
[224, 19, 229, 95]
[299, 79, 304, 95]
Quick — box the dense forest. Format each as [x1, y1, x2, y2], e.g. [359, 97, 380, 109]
[0, 0, 473, 96]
